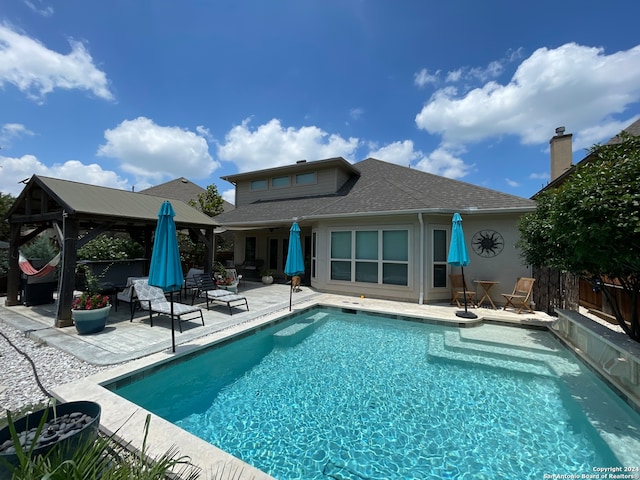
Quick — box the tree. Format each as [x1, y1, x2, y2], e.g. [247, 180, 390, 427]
[182, 184, 228, 268]
[518, 133, 640, 341]
[188, 184, 224, 217]
[0, 192, 15, 241]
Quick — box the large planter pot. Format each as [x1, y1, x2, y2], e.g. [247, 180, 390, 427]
[72, 305, 111, 334]
[261, 275, 274, 285]
[0, 400, 101, 479]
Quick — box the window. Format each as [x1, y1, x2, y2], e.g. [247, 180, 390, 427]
[296, 172, 316, 185]
[250, 179, 267, 191]
[330, 228, 409, 285]
[271, 176, 290, 188]
[330, 231, 351, 281]
[245, 237, 256, 261]
[432, 228, 447, 288]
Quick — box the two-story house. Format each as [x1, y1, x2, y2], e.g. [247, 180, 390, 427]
[215, 157, 536, 305]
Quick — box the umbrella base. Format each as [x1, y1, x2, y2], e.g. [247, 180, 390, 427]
[455, 310, 478, 319]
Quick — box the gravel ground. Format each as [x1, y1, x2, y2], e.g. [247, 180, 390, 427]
[0, 321, 112, 420]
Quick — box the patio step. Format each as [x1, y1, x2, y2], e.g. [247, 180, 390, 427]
[427, 331, 580, 377]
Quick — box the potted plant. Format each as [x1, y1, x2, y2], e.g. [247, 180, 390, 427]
[71, 266, 111, 334]
[261, 270, 274, 285]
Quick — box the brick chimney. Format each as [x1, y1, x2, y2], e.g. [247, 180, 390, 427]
[549, 126, 573, 181]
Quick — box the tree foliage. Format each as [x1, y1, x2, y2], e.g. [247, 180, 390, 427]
[518, 133, 640, 340]
[188, 184, 224, 217]
[0, 192, 15, 241]
[77, 234, 144, 261]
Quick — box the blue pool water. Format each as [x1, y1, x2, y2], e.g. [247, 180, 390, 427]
[112, 307, 640, 479]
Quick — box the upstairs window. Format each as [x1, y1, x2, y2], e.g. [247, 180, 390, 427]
[251, 179, 267, 191]
[271, 176, 290, 188]
[295, 172, 316, 185]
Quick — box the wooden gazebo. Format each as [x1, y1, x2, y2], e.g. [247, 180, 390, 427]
[4, 175, 218, 327]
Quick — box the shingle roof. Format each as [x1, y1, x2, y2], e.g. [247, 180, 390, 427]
[215, 158, 535, 227]
[8, 175, 218, 229]
[139, 177, 234, 213]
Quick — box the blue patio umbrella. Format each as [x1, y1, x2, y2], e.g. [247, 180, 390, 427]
[448, 212, 477, 319]
[284, 221, 305, 311]
[148, 201, 184, 352]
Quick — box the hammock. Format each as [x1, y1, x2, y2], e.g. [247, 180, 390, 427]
[18, 252, 61, 278]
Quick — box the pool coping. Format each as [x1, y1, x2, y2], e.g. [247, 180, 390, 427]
[51, 295, 638, 479]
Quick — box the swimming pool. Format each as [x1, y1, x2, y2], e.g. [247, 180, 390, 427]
[111, 306, 640, 479]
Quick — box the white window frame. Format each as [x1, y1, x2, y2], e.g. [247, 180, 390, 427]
[329, 226, 410, 286]
[429, 225, 450, 289]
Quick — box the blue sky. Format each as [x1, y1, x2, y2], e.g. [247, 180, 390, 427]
[1, 1, 640, 203]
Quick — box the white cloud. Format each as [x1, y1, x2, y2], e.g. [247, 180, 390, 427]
[414, 146, 473, 179]
[368, 140, 473, 179]
[415, 43, 640, 148]
[505, 178, 520, 188]
[0, 123, 34, 146]
[97, 116, 219, 185]
[222, 188, 235, 205]
[0, 23, 113, 102]
[0, 154, 128, 196]
[22, 0, 54, 17]
[414, 68, 439, 87]
[349, 108, 364, 120]
[217, 118, 360, 172]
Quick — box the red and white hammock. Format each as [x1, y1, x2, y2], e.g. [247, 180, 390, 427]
[18, 252, 61, 278]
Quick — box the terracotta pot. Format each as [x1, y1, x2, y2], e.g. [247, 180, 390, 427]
[72, 305, 111, 334]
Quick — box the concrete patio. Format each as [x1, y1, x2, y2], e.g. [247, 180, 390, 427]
[0, 281, 554, 366]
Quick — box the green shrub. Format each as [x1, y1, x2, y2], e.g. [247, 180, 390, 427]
[77, 234, 143, 261]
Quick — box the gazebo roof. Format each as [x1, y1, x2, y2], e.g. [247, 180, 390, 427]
[6, 175, 218, 230]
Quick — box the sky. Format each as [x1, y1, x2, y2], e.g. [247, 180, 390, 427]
[1, 1, 640, 204]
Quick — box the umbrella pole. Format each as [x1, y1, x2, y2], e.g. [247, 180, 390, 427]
[170, 291, 176, 353]
[456, 266, 478, 319]
[289, 282, 293, 311]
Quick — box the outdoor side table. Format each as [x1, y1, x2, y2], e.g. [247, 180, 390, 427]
[474, 280, 500, 309]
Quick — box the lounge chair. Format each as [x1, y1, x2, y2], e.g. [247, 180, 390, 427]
[502, 277, 536, 314]
[132, 279, 204, 331]
[193, 273, 249, 315]
[183, 267, 204, 299]
[449, 274, 476, 308]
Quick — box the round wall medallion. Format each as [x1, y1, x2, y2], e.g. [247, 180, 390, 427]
[471, 229, 504, 257]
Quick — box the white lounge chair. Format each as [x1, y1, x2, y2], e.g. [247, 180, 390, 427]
[132, 279, 204, 331]
[194, 273, 249, 315]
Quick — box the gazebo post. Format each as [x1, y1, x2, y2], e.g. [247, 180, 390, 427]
[56, 216, 78, 327]
[4, 224, 21, 307]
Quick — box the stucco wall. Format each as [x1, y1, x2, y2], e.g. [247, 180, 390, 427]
[231, 212, 533, 306]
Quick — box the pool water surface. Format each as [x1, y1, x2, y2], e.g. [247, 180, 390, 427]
[112, 307, 640, 479]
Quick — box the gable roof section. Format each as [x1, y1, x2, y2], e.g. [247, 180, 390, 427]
[7, 175, 218, 229]
[139, 177, 234, 213]
[221, 157, 359, 183]
[215, 158, 535, 227]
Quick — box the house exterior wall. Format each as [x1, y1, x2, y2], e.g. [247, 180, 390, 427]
[234, 165, 353, 206]
[231, 212, 532, 305]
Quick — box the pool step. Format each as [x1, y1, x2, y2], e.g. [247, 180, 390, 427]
[273, 312, 329, 347]
[428, 332, 579, 377]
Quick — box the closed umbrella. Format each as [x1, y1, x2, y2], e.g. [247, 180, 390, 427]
[448, 213, 477, 319]
[284, 221, 304, 311]
[148, 201, 184, 352]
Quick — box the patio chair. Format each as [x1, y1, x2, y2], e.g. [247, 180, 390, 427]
[193, 273, 249, 315]
[502, 277, 536, 314]
[449, 274, 476, 308]
[183, 267, 204, 300]
[132, 279, 204, 331]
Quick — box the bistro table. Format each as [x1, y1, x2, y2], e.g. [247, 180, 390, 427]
[474, 280, 500, 309]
